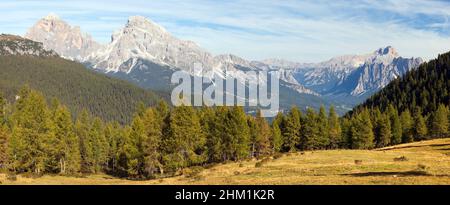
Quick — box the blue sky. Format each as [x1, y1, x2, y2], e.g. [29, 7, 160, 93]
[1, 0, 450, 62]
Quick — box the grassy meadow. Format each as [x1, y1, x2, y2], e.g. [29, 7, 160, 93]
[1, 138, 449, 185]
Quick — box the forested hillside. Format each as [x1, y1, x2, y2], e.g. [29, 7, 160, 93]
[0, 56, 160, 123]
[354, 51, 450, 114]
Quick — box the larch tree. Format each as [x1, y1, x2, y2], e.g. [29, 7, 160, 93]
[283, 106, 301, 152]
[162, 105, 206, 172]
[400, 109, 414, 143]
[328, 106, 342, 149]
[350, 109, 374, 149]
[141, 108, 163, 177]
[50, 104, 81, 174]
[270, 112, 284, 153]
[75, 109, 94, 173]
[413, 108, 428, 140]
[430, 104, 448, 138]
[9, 86, 53, 174]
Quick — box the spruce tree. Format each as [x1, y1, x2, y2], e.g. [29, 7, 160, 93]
[283, 106, 301, 152]
[127, 115, 146, 177]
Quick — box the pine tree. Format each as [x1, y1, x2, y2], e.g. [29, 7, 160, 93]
[350, 109, 374, 149]
[271, 112, 284, 152]
[430, 104, 448, 138]
[400, 109, 414, 143]
[328, 106, 342, 149]
[283, 106, 301, 152]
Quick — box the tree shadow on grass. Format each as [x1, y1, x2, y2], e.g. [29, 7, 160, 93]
[342, 171, 431, 177]
[379, 143, 450, 151]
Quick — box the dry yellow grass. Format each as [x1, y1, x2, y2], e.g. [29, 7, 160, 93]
[1, 138, 449, 185]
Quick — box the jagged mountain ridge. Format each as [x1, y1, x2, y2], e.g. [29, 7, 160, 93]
[24, 14, 423, 113]
[25, 13, 102, 61]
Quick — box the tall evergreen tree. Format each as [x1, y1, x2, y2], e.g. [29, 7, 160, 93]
[400, 109, 414, 143]
[202, 107, 224, 163]
[328, 106, 342, 149]
[49, 104, 80, 174]
[430, 104, 449, 138]
[253, 110, 272, 157]
[387, 105, 402, 145]
[162, 105, 206, 172]
[301, 108, 320, 150]
[0, 124, 9, 169]
[75, 109, 94, 173]
[413, 107, 428, 140]
[0, 94, 6, 125]
[90, 117, 108, 173]
[350, 109, 374, 149]
[283, 106, 301, 152]
[141, 108, 162, 177]
[271, 112, 284, 153]
[9, 86, 53, 174]
[375, 113, 391, 148]
[225, 106, 250, 160]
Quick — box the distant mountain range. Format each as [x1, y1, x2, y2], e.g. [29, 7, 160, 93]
[24, 14, 424, 114]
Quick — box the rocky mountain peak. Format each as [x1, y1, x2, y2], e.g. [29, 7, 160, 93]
[374, 46, 398, 57]
[25, 13, 102, 61]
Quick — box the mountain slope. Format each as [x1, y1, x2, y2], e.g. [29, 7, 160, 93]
[0, 34, 160, 123]
[353, 51, 450, 114]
